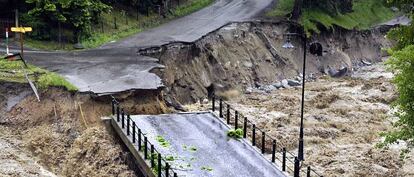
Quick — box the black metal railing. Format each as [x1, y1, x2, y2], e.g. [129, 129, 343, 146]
[111, 99, 179, 177]
[211, 96, 323, 177]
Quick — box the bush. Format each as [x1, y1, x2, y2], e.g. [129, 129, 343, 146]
[227, 128, 244, 139]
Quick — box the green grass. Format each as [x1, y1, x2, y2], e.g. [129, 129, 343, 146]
[25, 38, 74, 51]
[266, 0, 295, 17]
[0, 59, 77, 91]
[301, 0, 395, 35]
[26, 0, 213, 50]
[267, 0, 396, 35]
[173, 0, 213, 16]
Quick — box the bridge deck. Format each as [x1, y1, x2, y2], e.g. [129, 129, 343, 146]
[112, 112, 287, 177]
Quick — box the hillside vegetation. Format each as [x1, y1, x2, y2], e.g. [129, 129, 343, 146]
[267, 0, 396, 35]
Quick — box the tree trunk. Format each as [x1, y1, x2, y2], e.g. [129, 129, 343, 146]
[291, 0, 303, 21]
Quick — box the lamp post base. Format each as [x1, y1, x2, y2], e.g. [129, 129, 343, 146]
[298, 138, 304, 161]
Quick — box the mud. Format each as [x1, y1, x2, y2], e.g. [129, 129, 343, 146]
[185, 62, 413, 177]
[0, 82, 169, 177]
[149, 21, 392, 104]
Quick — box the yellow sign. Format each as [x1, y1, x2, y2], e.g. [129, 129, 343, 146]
[11, 27, 32, 33]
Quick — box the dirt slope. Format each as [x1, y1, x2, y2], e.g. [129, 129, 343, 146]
[152, 21, 392, 104]
[0, 83, 168, 177]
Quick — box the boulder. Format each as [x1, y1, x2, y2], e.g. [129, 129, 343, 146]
[272, 82, 283, 89]
[281, 79, 290, 88]
[245, 87, 254, 94]
[264, 85, 276, 93]
[328, 67, 348, 78]
[288, 79, 301, 87]
[361, 60, 372, 66]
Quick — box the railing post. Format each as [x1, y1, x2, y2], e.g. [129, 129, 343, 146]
[307, 166, 311, 177]
[252, 124, 256, 146]
[121, 109, 125, 129]
[127, 114, 130, 136]
[132, 122, 136, 143]
[116, 105, 120, 122]
[151, 145, 155, 168]
[271, 140, 276, 163]
[212, 96, 215, 112]
[261, 132, 266, 154]
[219, 99, 223, 118]
[112, 100, 115, 115]
[294, 157, 300, 177]
[144, 137, 148, 159]
[243, 117, 247, 138]
[165, 163, 170, 177]
[138, 129, 142, 151]
[282, 148, 286, 172]
[226, 104, 230, 124]
[235, 110, 238, 129]
[157, 153, 162, 177]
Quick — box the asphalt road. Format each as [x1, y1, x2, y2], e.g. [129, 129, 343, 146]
[129, 112, 287, 177]
[3, 0, 273, 94]
[101, 0, 273, 49]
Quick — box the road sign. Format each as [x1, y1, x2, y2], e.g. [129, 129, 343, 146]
[11, 27, 32, 33]
[10, 26, 32, 57]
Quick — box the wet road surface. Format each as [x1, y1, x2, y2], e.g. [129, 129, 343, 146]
[128, 112, 286, 177]
[13, 0, 273, 94]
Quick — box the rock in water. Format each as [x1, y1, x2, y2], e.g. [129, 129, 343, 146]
[202, 99, 209, 104]
[272, 82, 282, 89]
[264, 85, 276, 93]
[281, 79, 290, 88]
[288, 79, 301, 87]
[361, 60, 372, 66]
[245, 87, 254, 94]
[328, 67, 348, 78]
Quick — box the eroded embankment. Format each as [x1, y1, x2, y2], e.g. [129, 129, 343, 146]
[0, 82, 168, 176]
[146, 21, 392, 104]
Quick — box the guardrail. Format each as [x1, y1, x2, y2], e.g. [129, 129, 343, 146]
[111, 99, 179, 177]
[212, 96, 323, 177]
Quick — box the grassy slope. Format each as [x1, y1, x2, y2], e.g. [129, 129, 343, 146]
[0, 58, 77, 91]
[267, 0, 396, 35]
[25, 0, 213, 50]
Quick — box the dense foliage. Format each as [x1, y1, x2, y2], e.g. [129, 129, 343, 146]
[382, 0, 414, 147]
[23, 0, 110, 41]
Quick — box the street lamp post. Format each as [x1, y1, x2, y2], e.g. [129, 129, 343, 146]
[282, 32, 307, 161]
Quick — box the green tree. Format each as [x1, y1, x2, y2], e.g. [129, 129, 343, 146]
[25, 0, 110, 42]
[382, 0, 414, 146]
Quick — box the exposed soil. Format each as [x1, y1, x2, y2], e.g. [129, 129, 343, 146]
[185, 62, 414, 177]
[0, 82, 169, 177]
[150, 21, 392, 104]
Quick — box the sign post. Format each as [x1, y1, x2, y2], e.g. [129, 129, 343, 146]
[5, 28, 10, 55]
[11, 27, 32, 57]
